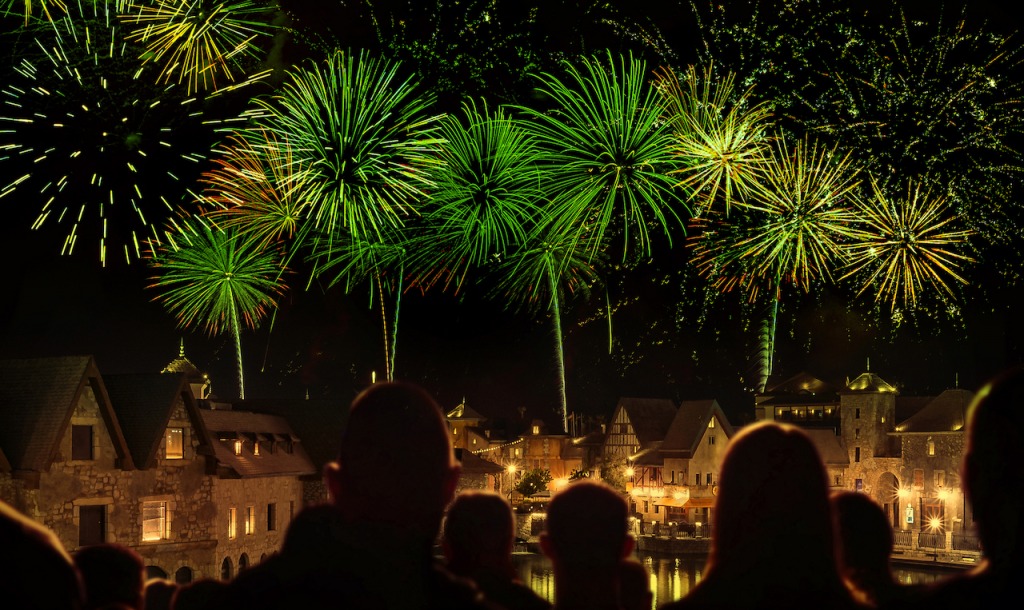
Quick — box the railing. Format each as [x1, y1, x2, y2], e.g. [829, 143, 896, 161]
[893, 529, 914, 548]
[918, 532, 945, 549]
[952, 532, 981, 552]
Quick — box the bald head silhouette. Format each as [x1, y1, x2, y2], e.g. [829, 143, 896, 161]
[324, 381, 460, 539]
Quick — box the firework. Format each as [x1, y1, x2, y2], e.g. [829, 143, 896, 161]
[149, 215, 285, 398]
[200, 130, 311, 251]
[243, 49, 443, 256]
[1, 0, 67, 25]
[410, 99, 543, 292]
[515, 51, 688, 265]
[0, 0, 214, 266]
[656, 63, 774, 215]
[841, 178, 975, 309]
[119, 0, 276, 94]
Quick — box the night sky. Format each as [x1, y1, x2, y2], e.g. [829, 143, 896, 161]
[1, 1, 1023, 427]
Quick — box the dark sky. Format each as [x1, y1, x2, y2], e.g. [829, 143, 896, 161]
[1, 1, 1023, 428]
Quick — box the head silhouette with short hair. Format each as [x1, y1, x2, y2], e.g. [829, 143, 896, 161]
[963, 365, 1024, 566]
[324, 381, 460, 539]
[830, 490, 897, 606]
[542, 479, 632, 571]
[73, 543, 145, 610]
[443, 490, 516, 577]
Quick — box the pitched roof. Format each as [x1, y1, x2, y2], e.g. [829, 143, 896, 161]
[454, 448, 504, 475]
[765, 372, 839, 396]
[104, 373, 210, 468]
[615, 397, 678, 446]
[842, 372, 898, 394]
[895, 389, 973, 433]
[803, 429, 850, 466]
[661, 399, 735, 455]
[232, 397, 350, 469]
[198, 409, 316, 478]
[0, 356, 132, 472]
[447, 401, 486, 421]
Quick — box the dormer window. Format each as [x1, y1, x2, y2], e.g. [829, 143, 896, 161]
[253, 442, 260, 456]
[166, 428, 184, 459]
[532, 425, 540, 435]
[234, 440, 242, 455]
[708, 418, 715, 428]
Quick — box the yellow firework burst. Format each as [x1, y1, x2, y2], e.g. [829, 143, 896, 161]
[841, 178, 975, 309]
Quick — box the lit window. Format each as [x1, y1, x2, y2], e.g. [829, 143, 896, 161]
[927, 439, 935, 456]
[708, 418, 715, 428]
[245, 506, 255, 535]
[166, 428, 184, 460]
[532, 425, 540, 435]
[228, 508, 237, 539]
[253, 442, 260, 457]
[233, 440, 242, 455]
[142, 501, 168, 541]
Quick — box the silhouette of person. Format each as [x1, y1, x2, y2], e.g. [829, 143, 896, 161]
[660, 421, 865, 610]
[830, 491, 924, 607]
[73, 543, 146, 610]
[223, 381, 495, 610]
[0, 499, 84, 610]
[902, 365, 1024, 610]
[142, 578, 178, 610]
[172, 578, 231, 610]
[443, 489, 551, 610]
[619, 558, 653, 610]
[541, 479, 635, 610]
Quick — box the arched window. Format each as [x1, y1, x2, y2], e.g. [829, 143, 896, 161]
[238, 553, 249, 572]
[259, 553, 267, 564]
[145, 566, 168, 580]
[175, 566, 193, 584]
[220, 557, 233, 581]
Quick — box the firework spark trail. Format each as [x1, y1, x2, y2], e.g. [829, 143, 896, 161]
[120, 0, 276, 94]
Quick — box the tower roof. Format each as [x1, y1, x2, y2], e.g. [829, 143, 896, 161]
[843, 372, 898, 394]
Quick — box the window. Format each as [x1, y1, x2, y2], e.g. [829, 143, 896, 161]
[913, 469, 924, 489]
[834, 475, 842, 486]
[708, 418, 715, 428]
[165, 428, 184, 460]
[705, 473, 712, 485]
[79, 505, 106, 546]
[233, 440, 242, 455]
[708, 435, 716, 445]
[267, 503, 277, 532]
[142, 501, 168, 541]
[695, 473, 701, 486]
[72, 425, 93, 460]
[927, 439, 935, 456]
[854, 447, 861, 462]
[854, 428, 860, 440]
[245, 506, 255, 535]
[253, 442, 260, 456]
[855, 479, 864, 492]
[532, 425, 540, 435]
[654, 504, 660, 514]
[643, 501, 649, 513]
[855, 408, 861, 419]
[228, 508, 237, 539]
[935, 470, 946, 488]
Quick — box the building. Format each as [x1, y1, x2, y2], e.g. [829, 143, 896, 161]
[0, 354, 316, 582]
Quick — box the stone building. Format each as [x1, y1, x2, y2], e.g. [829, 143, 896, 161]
[0, 355, 316, 582]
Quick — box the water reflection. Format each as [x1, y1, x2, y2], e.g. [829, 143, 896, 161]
[511, 551, 966, 608]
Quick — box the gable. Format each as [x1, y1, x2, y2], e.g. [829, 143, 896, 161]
[0, 356, 132, 473]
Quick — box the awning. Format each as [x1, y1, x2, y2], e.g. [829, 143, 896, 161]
[653, 496, 689, 507]
[684, 497, 717, 508]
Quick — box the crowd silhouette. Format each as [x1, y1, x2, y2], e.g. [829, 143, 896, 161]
[1, 367, 1020, 610]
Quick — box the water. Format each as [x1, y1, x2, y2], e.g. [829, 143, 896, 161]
[511, 551, 968, 607]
